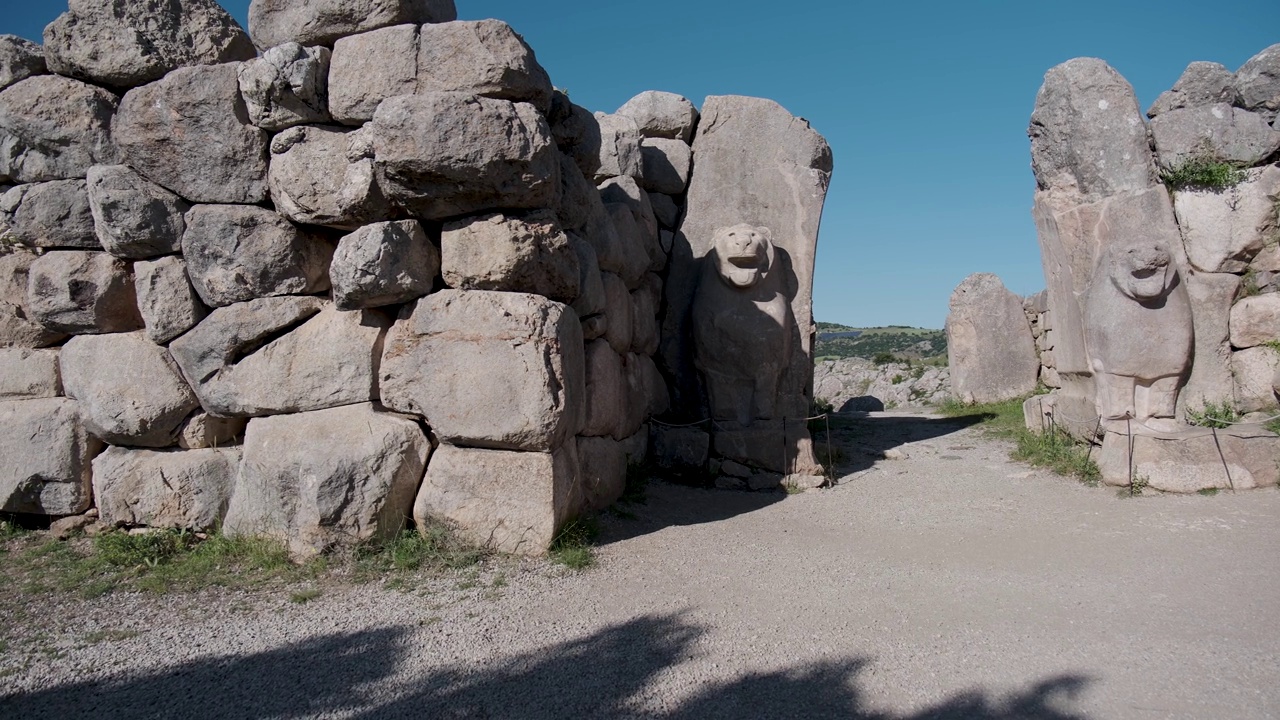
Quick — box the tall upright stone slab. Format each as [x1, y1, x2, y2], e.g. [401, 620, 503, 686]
[946, 273, 1039, 404]
[663, 96, 832, 421]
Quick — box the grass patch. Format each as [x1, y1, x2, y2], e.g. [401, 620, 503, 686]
[937, 396, 1100, 485]
[82, 629, 141, 645]
[549, 517, 598, 570]
[351, 525, 487, 582]
[1186, 400, 1242, 429]
[1198, 487, 1220, 497]
[289, 588, 322, 604]
[1160, 157, 1246, 191]
[935, 396, 1028, 438]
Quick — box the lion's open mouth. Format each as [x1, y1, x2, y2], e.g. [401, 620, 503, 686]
[726, 255, 759, 268]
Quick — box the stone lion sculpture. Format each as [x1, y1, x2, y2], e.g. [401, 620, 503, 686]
[691, 223, 794, 425]
[1084, 241, 1193, 432]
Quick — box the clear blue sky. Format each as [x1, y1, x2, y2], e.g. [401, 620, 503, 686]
[6, 1, 1279, 328]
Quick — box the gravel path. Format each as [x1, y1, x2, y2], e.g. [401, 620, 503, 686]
[2, 411, 1278, 719]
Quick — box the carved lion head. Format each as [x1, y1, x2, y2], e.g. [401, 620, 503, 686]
[711, 224, 774, 288]
[1110, 242, 1176, 301]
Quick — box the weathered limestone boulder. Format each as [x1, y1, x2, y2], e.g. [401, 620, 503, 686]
[330, 220, 438, 310]
[43, 0, 253, 89]
[86, 165, 189, 258]
[593, 112, 642, 181]
[182, 204, 333, 308]
[114, 65, 269, 204]
[177, 411, 245, 450]
[577, 436, 626, 511]
[665, 96, 831, 420]
[1179, 271, 1241, 414]
[637, 138, 692, 195]
[1230, 295, 1280, 349]
[1232, 346, 1280, 412]
[651, 425, 710, 474]
[616, 91, 699, 143]
[0, 180, 97, 248]
[1235, 43, 1280, 122]
[0, 249, 65, 347]
[371, 93, 558, 220]
[568, 234, 606, 321]
[1097, 426, 1279, 491]
[946, 273, 1039, 404]
[268, 125, 387, 229]
[1174, 165, 1280, 273]
[548, 92, 602, 180]
[247, 0, 457, 49]
[326, 24, 419, 124]
[0, 36, 46, 92]
[440, 211, 580, 303]
[1150, 104, 1280, 170]
[602, 272, 633, 355]
[413, 442, 580, 555]
[92, 447, 240, 530]
[581, 339, 625, 438]
[61, 332, 199, 447]
[634, 352, 671, 418]
[602, 203, 654, 287]
[0, 75, 120, 183]
[26, 251, 142, 334]
[417, 20, 553, 113]
[1147, 62, 1238, 118]
[133, 256, 207, 345]
[631, 279, 661, 357]
[224, 403, 429, 558]
[0, 398, 97, 515]
[237, 43, 331, 131]
[554, 152, 598, 232]
[649, 192, 681, 230]
[0, 348, 60, 399]
[170, 299, 388, 417]
[619, 353, 655, 439]
[1028, 58, 1153, 197]
[381, 290, 585, 452]
[600, 175, 659, 253]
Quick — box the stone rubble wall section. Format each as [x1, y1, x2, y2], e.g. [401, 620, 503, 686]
[0, 2, 704, 555]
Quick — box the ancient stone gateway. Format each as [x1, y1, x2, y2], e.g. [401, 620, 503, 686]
[0, 2, 832, 556]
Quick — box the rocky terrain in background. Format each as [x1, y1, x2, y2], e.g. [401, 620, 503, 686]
[813, 357, 950, 411]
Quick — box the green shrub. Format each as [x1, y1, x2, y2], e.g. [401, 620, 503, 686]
[1160, 157, 1246, 191]
[549, 517, 598, 570]
[872, 352, 897, 366]
[1186, 400, 1242, 429]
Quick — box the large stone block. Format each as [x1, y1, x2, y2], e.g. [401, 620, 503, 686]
[947, 273, 1040, 404]
[268, 125, 388, 229]
[630, 284, 659, 356]
[1230, 295, 1280, 349]
[331, 219, 438, 310]
[0, 180, 97, 249]
[600, 175, 660, 265]
[592, 112, 642, 182]
[133, 256, 207, 345]
[114, 65, 269, 204]
[1174, 165, 1280, 273]
[170, 299, 388, 418]
[548, 92, 601, 180]
[0, 249, 65, 348]
[440, 211, 580, 303]
[577, 435, 626, 511]
[0, 398, 97, 515]
[0, 75, 120, 183]
[1097, 426, 1279, 492]
[327, 24, 419, 124]
[616, 91, 699, 143]
[1235, 43, 1280, 122]
[581, 339, 625, 438]
[568, 233, 606, 321]
[43, 0, 253, 89]
[413, 442, 580, 556]
[637, 138, 692, 195]
[182, 204, 333, 308]
[224, 403, 429, 558]
[1028, 58, 1154, 197]
[554, 151, 597, 232]
[26, 250, 142, 334]
[0, 36, 46, 93]
[248, 0, 456, 49]
[177, 411, 245, 450]
[370, 93, 558, 220]
[237, 43, 331, 131]
[1150, 104, 1280, 170]
[92, 447, 240, 530]
[1232, 346, 1280, 413]
[417, 20, 552, 113]
[664, 96, 831, 419]
[0, 347, 60, 399]
[86, 165, 189, 258]
[1146, 62, 1238, 118]
[602, 272, 633, 355]
[1179, 271, 1241, 416]
[381, 290, 585, 452]
[61, 332, 199, 447]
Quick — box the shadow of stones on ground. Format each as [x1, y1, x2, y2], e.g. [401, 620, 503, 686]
[822, 411, 991, 479]
[1, 613, 1092, 719]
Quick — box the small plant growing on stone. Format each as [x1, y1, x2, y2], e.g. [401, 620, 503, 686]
[549, 517, 598, 570]
[1198, 487, 1219, 497]
[1185, 400, 1242, 429]
[891, 374, 905, 385]
[1160, 156, 1246, 191]
[1241, 268, 1261, 298]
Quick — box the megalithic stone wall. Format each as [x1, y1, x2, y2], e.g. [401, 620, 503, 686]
[0, 2, 825, 553]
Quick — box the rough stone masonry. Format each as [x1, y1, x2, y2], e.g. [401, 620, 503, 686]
[0, 0, 831, 556]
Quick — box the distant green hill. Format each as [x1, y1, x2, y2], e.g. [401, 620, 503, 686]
[814, 323, 947, 363]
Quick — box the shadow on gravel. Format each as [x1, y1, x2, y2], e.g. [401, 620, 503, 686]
[825, 412, 989, 478]
[2, 613, 1091, 720]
